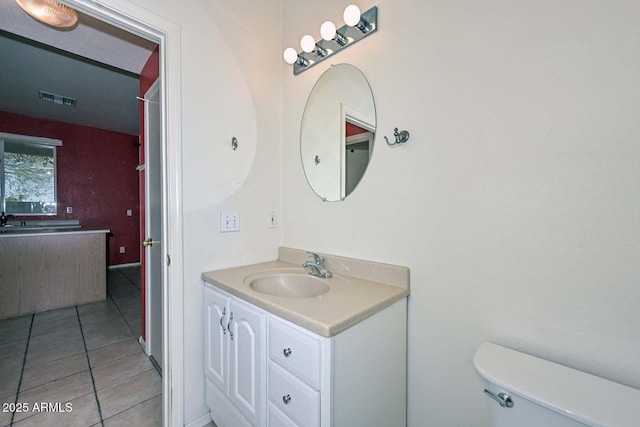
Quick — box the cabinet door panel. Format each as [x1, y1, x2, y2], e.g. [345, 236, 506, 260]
[204, 286, 229, 394]
[230, 298, 266, 426]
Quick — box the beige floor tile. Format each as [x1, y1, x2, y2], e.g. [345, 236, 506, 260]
[88, 338, 144, 368]
[82, 316, 129, 334]
[103, 394, 161, 426]
[30, 316, 79, 338]
[12, 391, 100, 427]
[32, 307, 77, 325]
[0, 352, 24, 376]
[0, 315, 32, 334]
[92, 351, 153, 390]
[0, 326, 30, 346]
[76, 299, 116, 315]
[24, 337, 85, 369]
[79, 308, 125, 327]
[0, 370, 21, 401]
[97, 369, 161, 419]
[0, 338, 27, 358]
[20, 353, 88, 391]
[83, 324, 133, 350]
[14, 371, 93, 423]
[27, 327, 82, 352]
[0, 398, 13, 427]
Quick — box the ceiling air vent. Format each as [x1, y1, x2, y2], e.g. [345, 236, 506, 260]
[38, 91, 77, 107]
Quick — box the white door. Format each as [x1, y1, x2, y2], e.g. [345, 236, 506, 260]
[204, 286, 230, 394]
[229, 298, 266, 426]
[144, 79, 163, 369]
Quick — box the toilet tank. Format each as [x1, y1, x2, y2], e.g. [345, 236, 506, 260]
[473, 342, 640, 427]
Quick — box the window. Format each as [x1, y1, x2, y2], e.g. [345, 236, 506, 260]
[0, 133, 62, 215]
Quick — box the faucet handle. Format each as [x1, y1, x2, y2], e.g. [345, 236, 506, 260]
[306, 251, 323, 265]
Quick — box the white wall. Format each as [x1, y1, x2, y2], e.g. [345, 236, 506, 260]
[282, 0, 640, 425]
[103, 0, 283, 424]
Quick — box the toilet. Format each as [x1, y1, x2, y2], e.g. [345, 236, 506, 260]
[473, 342, 640, 427]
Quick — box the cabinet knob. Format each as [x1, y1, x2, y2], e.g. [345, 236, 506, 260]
[283, 347, 292, 357]
[282, 394, 291, 404]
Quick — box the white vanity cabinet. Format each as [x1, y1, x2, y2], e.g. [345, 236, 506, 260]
[204, 285, 266, 427]
[204, 282, 407, 427]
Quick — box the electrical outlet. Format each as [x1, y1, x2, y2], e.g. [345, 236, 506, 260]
[119, 246, 125, 253]
[127, 209, 133, 216]
[220, 212, 240, 232]
[267, 210, 277, 228]
[66, 207, 73, 214]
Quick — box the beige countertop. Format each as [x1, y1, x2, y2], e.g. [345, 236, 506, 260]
[201, 247, 410, 337]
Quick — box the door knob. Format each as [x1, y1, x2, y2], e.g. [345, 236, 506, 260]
[142, 237, 159, 247]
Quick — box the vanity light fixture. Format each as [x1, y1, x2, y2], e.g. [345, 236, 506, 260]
[283, 47, 309, 67]
[283, 4, 378, 76]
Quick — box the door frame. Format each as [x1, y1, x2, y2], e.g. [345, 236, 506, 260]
[63, 1, 184, 425]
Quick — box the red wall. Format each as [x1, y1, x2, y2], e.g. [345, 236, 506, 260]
[346, 122, 368, 136]
[0, 110, 140, 266]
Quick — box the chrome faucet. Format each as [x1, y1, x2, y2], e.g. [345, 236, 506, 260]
[303, 252, 333, 278]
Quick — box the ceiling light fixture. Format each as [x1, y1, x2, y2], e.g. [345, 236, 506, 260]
[283, 4, 378, 76]
[15, 0, 79, 29]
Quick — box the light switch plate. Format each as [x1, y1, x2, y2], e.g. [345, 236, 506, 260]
[221, 212, 240, 232]
[267, 210, 277, 228]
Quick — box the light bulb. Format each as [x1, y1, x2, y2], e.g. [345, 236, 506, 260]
[300, 35, 316, 53]
[283, 47, 298, 65]
[320, 21, 337, 41]
[343, 4, 361, 27]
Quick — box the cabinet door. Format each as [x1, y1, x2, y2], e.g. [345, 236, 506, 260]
[203, 286, 229, 394]
[229, 297, 266, 427]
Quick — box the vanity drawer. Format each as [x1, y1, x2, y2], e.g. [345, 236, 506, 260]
[268, 402, 297, 427]
[269, 361, 319, 427]
[269, 317, 321, 389]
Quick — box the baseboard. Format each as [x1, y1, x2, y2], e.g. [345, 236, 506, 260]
[108, 262, 141, 269]
[185, 412, 212, 427]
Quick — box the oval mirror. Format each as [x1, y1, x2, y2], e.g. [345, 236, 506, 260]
[301, 64, 376, 201]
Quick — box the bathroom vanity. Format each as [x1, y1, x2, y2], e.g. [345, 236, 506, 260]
[0, 228, 110, 319]
[201, 247, 410, 427]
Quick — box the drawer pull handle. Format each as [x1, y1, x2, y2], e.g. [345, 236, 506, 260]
[282, 394, 291, 404]
[283, 347, 292, 357]
[227, 312, 234, 341]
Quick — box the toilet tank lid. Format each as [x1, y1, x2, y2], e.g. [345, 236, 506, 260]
[473, 342, 640, 427]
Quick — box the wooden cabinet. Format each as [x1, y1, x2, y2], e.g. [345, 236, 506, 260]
[204, 285, 266, 427]
[204, 283, 407, 427]
[0, 231, 107, 319]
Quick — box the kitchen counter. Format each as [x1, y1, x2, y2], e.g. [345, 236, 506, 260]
[0, 229, 110, 319]
[201, 247, 410, 337]
[0, 228, 110, 237]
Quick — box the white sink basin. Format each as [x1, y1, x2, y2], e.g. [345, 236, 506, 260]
[244, 270, 340, 298]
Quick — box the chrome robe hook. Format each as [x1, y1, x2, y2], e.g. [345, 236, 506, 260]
[385, 128, 410, 146]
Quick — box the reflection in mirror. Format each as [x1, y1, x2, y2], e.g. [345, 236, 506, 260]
[344, 120, 373, 196]
[301, 64, 375, 201]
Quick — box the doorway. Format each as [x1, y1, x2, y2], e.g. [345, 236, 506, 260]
[63, 1, 185, 426]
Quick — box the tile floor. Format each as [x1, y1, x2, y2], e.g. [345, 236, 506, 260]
[0, 267, 162, 427]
